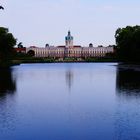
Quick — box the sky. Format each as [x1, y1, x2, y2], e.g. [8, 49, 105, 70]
[1, 0, 140, 47]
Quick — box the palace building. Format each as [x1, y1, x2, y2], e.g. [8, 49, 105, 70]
[26, 31, 114, 58]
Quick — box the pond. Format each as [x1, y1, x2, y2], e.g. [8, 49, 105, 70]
[0, 63, 140, 140]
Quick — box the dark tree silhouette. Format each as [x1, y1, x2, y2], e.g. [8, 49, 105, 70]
[89, 43, 93, 47]
[0, 5, 4, 10]
[17, 42, 23, 48]
[115, 25, 140, 62]
[27, 50, 35, 57]
[45, 44, 49, 48]
[0, 27, 16, 65]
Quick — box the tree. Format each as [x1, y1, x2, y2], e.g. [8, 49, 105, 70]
[115, 25, 140, 62]
[0, 27, 16, 63]
[17, 42, 23, 48]
[45, 44, 49, 48]
[0, 5, 4, 10]
[89, 43, 93, 47]
[27, 50, 35, 57]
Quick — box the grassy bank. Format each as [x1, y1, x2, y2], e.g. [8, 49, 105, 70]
[12, 58, 55, 64]
[11, 57, 118, 65]
[0, 55, 119, 67]
[85, 57, 118, 62]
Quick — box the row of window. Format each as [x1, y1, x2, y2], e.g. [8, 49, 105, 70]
[28, 48, 114, 57]
[34, 50, 112, 54]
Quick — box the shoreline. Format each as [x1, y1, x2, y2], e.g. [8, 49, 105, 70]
[1, 58, 140, 68]
[11, 57, 118, 65]
[11, 60, 118, 66]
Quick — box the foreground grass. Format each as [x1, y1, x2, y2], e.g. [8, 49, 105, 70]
[0, 56, 118, 67]
[12, 58, 55, 64]
[85, 57, 118, 62]
[11, 57, 117, 64]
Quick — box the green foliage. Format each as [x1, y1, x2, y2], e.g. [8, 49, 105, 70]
[0, 27, 16, 64]
[12, 57, 55, 64]
[27, 50, 35, 57]
[85, 57, 117, 62]
[115, 25, 140, 62]
[17, 42, 23, 48]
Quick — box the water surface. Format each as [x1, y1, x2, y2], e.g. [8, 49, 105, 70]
[0, 63, 140, 140]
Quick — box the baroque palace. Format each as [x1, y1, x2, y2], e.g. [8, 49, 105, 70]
[26, 31, 114, 58]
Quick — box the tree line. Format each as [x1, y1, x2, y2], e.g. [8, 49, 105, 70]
[0, 27, 16, 66]
[115, 25, 140, 62]
[0, 24, 140, 66]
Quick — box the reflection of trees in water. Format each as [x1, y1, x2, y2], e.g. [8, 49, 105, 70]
[0, 68, 16, 97]
[65, 70, 73, 91]
[116, 65, 140, 97]
[0, 68, 17, 132]
[115, 65, 140, 140]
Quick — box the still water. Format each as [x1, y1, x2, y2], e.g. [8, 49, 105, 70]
[0, 63, 140, 140]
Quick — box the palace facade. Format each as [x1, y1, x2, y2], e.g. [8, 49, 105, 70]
[26, 31, 114, 58]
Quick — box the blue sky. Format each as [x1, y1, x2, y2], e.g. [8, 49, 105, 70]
[1, 0, 140, 47]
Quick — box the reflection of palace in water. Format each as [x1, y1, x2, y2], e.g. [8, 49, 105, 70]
[0, 68, 16, 97]
[116, 65, 140, 96]
[26, 31, 114, 58]
[65, 69, 73, 91]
